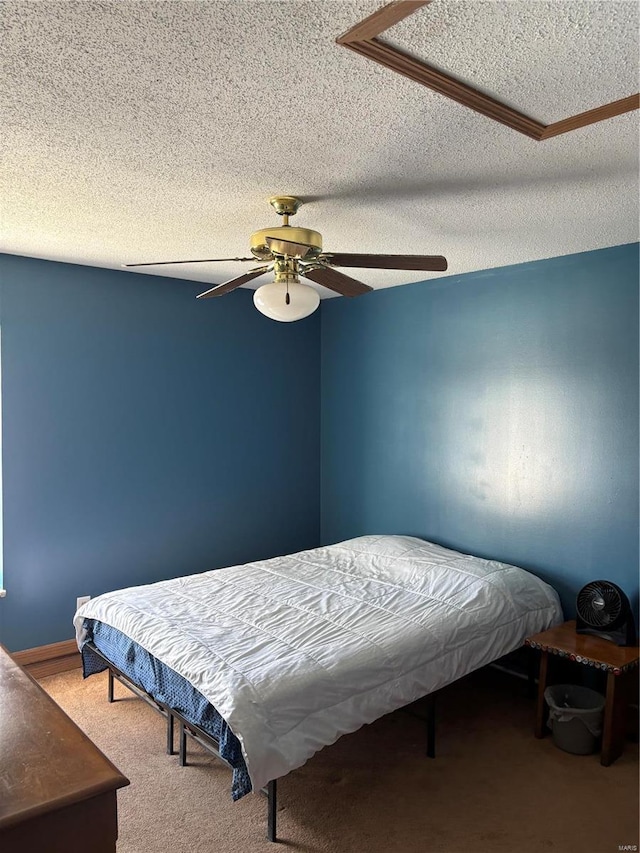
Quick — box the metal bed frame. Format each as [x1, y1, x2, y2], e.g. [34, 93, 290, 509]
[87, 642, 436, 843]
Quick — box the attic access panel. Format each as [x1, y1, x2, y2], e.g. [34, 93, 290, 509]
[337, 0, 640, 140]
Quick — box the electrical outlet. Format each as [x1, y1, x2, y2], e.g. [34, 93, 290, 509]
[76, 595, 91, 611]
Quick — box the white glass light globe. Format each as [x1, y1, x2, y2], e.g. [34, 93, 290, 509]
[253, 281, 320, 322]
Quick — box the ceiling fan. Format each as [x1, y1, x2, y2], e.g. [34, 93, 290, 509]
[125, 196, 448, 322]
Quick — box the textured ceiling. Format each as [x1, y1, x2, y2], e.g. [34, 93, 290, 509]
[1, 0, 638, 296]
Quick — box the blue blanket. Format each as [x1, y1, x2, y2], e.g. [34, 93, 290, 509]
[81, 619, 252, 800]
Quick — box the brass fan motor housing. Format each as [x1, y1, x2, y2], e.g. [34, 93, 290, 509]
[250, 226, 323, 261]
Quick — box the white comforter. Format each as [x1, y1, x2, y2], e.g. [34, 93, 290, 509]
[74, 535, 562, 792]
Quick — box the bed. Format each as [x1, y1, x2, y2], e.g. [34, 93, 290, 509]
[74, 534, 563, 840]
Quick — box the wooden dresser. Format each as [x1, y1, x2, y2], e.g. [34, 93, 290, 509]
[0, 643, 129, 852]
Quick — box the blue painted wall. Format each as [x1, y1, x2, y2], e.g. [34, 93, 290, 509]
[321, 243, 639, 620]
[1, 244, 637, 649]
[0, 255, 320, 650]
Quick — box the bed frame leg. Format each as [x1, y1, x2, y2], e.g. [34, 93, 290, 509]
[426, 694, 436, 758]
[179, 721, 187, 767]
[527, 649, 537, 700]
[267, 779, 277, 842]
[107, 668, 114, 703]
[166, 712, 175, 755]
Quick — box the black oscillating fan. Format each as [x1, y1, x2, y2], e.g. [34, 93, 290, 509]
[576, 580, 636, 646]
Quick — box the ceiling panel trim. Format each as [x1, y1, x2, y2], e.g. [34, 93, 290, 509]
[337, 0, 640, 141]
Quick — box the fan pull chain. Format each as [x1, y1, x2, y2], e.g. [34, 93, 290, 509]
[285, 281, 290, 305]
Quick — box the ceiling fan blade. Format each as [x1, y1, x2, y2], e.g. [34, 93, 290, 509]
[124, 257, 255, 268]
[323, 253, 448, 272]
[196, 267, 270, 299]
[302, 265, 373, 297]
[265, 236, 313, 259]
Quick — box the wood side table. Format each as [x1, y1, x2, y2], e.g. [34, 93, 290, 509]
[525, 620, 639, 766]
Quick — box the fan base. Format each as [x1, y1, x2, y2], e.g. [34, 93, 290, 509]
[576, 623, 636, 647]
[269, 196, 302, 217]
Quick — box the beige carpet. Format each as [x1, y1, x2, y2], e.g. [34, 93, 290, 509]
[41, 666, 638, 853]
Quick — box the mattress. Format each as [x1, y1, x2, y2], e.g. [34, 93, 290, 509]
[74, 534, 563, 793]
